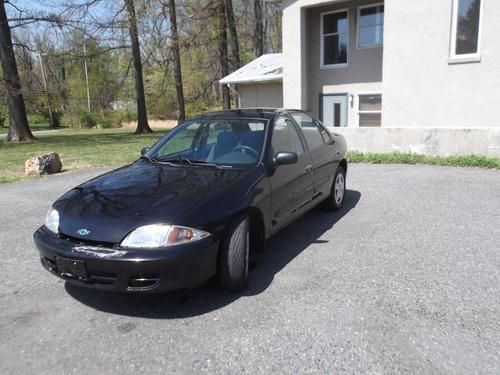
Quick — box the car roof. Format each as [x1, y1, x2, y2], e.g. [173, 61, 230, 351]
[191, 108, 303, 121]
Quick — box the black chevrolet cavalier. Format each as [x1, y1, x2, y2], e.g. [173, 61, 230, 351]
[34, 109, 348, 292]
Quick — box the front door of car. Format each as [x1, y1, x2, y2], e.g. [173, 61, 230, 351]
[267, 115, 314, 233]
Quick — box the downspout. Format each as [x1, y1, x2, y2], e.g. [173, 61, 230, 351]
[227, 84, 241, 109]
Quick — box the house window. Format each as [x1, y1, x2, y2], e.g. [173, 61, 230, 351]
[450, 0, 483, 61]
[357, 4, 384, 48]
[321, 10, 349, 67]
[358, 94, 382, 127]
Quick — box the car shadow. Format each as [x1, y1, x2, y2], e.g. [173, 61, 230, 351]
[65, 189, 361, 318]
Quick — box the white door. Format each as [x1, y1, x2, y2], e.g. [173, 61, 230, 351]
[321, 95, 348, 127]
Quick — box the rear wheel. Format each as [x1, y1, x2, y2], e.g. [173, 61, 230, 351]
[323, 166, 346, 211]
[218, 215, 250, 291]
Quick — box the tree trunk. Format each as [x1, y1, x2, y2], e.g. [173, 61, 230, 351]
[167, 0, 186, 124]
[0, 2, 35, 142]
[225, 0, 240, 71]
[254, 0, 264, 57]
[124, 0, 153, 134]
[217, 0, 230, 110]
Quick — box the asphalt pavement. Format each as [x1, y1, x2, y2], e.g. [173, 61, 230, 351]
[0, 164, 499, 374]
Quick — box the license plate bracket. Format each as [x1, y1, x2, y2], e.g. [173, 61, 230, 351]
[55, 256, 88, 280]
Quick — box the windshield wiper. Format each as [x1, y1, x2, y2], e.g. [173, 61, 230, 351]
[163, 158, 230, 168]
[139, 155, 159, 163]
[170, 157, 195, 165]
[164, 157, 206, 165]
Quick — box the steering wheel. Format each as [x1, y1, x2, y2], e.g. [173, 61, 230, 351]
[232, 144, 259, 158]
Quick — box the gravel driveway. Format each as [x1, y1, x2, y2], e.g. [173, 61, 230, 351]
[0, 164, 498, 374]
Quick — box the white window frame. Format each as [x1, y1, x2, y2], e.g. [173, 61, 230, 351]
[320, 9, 349, 69]
[449, 0, 484, 64]
[357, 93, 382, 127]
[357, 3, 384, 49]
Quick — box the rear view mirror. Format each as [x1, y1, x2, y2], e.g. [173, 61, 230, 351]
[273, 152, 298, 166]
[141, 147, 150, 156]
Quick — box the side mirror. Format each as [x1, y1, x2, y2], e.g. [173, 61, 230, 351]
[141, 147, 150, 156]
[273, 152, 298, 167]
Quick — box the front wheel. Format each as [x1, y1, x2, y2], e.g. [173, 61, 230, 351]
[323, 166, 346, 211]
[218, 215, 250, 291]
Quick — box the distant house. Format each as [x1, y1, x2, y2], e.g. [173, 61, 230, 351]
[221, 0, 500, 156]
[219, 53, 283, 108]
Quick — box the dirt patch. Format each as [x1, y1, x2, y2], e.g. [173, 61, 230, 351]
[122, 119, 178, 130]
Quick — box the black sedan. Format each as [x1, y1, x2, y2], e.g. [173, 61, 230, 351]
[34, 109, 348, 292]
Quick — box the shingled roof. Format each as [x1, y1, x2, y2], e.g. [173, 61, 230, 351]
[220, 53, 283, 85]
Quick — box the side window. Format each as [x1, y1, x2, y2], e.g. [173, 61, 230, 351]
[316, 122, 333, 144]
[321, 10, 349, 67]
[271, 116, 304, 156]
[290, 112, 325, 149]
[450, 0, 482, 59]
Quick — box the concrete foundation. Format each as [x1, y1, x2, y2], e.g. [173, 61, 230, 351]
[330, 128, 500, 158]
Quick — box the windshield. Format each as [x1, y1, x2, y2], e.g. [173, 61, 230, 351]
[146, 118, 267, 167]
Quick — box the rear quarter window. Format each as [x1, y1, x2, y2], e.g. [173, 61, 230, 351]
[290, 112, 325, 149]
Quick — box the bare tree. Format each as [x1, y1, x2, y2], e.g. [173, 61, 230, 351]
[124, 0, 152, 133]
[166, 0, 185, 123]
[254, 0, 264, 57]
[217, 0, 230, 109]
[0, 1, 35, 142]
[225, 0, 240, 71]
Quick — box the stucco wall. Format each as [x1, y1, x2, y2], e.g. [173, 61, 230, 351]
[383, 1, 500, 128]
[282, 0, 383, 115]
[305, 0, 383, 125]
[331, 127, 500, 157]
[284, 0, 500, 130]
[237, 82, 284, 108]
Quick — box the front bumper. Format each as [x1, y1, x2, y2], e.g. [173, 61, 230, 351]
[33, 226, 219, 292]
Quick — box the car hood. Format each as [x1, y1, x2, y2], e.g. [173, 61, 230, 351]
[54, 161, 249, 244]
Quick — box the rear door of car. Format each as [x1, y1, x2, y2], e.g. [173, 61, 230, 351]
[289, 111, 338, 199]
[267, 114, 315, 232]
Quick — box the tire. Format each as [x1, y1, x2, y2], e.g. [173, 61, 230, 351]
[218, 215, 250, 291]
[323, 166, 346, 211]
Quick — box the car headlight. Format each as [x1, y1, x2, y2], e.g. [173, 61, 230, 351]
[120, 224, 210, 249]
[45, 208, 59, 234]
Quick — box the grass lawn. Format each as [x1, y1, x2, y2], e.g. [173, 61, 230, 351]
[0, 128, 167, 183]
[1, 128, 498, 184]
[349, 151, 500, 169]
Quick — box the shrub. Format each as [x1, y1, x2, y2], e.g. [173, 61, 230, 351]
[79, 111, 99, 128]
[185, 102, 212, 118]
[97, 114, 113, 129]
[28, 113, 47, 125]
[118, 110, 137, 124]
[52, 111, 63, 127]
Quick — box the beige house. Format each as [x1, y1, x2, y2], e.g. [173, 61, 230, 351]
[221, 0, 500, 156]
[219, 53, 283, 108]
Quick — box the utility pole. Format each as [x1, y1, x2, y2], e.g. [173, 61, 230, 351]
[38, 52, 54, 127]
[83, 42, 91, 112]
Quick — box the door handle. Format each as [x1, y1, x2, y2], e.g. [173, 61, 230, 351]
[305, 164, 313, 174]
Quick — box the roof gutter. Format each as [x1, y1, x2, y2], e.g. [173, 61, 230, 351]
[227, 84, 241, 109]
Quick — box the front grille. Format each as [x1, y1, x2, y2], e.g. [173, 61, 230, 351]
[90, 271, 117, 285]
[58, 232, 117, 248]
